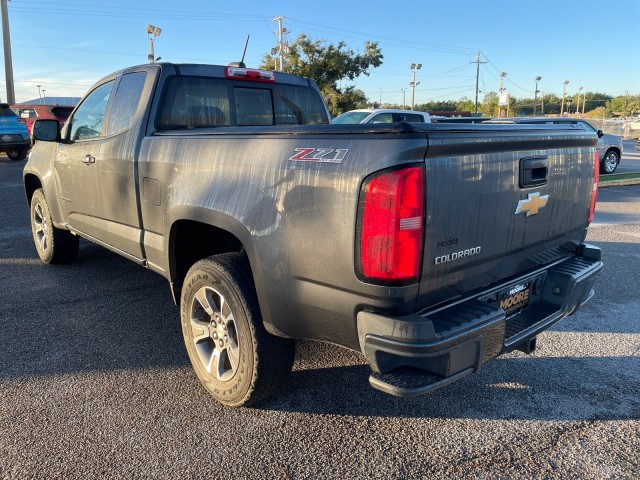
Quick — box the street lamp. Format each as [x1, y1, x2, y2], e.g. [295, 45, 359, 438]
[410, 63, 421, 110]
[533, 76, 542, 116]
[560, 80, 569, 116]
[42, 89, 46, 103]
[146, 24, 162, 63]
[37, 84, 42, 104]
[582, 89, 587, 115]
[400, 88, 407, 110]
[576, 86, 583, 117]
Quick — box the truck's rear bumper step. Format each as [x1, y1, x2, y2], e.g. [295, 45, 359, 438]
[357, 245, 603, 397]
[370, 367, 473, 398]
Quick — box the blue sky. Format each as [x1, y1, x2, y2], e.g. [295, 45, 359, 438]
[3, 0, 639, 105]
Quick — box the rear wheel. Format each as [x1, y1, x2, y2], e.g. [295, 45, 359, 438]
[7, 147, 29, 161]
[180, 252, 295, 407]
[30, 188, 79, 264]
[600, 149, 619, 174]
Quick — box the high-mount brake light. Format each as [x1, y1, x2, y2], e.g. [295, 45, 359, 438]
[225, 67, 275, 83]
[358, 166, 425, 284]
[588, 151, 600, 224]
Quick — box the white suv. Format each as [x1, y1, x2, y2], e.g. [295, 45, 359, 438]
[333, 108, 431, 124]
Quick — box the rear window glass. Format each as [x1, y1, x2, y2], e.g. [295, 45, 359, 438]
[158, 77, 231, 130]
[157, 76, 328, 130]
[51, 107, 73, 119]
[0, 106, 17, 117]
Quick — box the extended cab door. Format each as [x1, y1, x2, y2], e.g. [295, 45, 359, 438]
[56, 70, 151, 261]
[55, 80, 115, 239]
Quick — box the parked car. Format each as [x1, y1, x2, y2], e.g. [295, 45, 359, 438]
[11, 104, 74, 136]
[0, 103, 31, 160]
[494, 117, 623, 174]
[333, 108, 431, 124]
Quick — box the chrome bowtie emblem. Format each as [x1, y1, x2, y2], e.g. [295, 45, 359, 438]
[515, 192, 549, 217]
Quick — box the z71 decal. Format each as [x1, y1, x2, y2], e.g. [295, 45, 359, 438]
[289, 148, 349, 163]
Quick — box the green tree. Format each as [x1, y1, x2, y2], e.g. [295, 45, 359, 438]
[585, 106, 612, 119]
[607, 95, 640, 116]
[480, 92, 499, 116]
[261, 34, 383, 116]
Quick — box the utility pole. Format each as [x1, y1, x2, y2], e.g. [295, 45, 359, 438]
[576, 86, 583, 117]
[1, 0, 15, 105]
[471, 50, 486, 114]
[498, 72, 507, 116]
[274, 16, 286, 72]
[560, 80, 569, 116]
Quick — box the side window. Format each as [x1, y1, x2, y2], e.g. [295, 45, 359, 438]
[70, 81, 115, 141]
[394, 113, 425, 123]
[273, 85, 329, 125]
[235, 88, 273, 126]
[367, 113, 393, 124]
[158, 76, 231, 130]
[106, 72, 147, 136]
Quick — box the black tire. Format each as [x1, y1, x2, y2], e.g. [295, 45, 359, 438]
[7, 147, 29, 161]
[600, 149, 619, 174]
[180, 252, 295, 407]
[30, 188, 79, 264]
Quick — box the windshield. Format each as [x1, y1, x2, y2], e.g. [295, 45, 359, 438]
[332, 111, 370, 124]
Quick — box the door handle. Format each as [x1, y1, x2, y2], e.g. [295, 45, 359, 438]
[82, 155, 95, 164]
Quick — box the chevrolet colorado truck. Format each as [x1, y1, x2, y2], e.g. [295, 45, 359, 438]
[24, 63, 603, 407]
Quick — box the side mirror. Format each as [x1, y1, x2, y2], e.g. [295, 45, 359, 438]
[33, 119, 61, 142]
[596, 129, 604, 138]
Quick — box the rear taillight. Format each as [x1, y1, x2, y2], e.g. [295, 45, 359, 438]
[358, 166, 424, 284]
[588, 151, 599, 224]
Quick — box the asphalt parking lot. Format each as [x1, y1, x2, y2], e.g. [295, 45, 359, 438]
[1, 156, 638, 479]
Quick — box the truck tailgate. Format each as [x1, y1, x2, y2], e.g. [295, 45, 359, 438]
[417, 125, 597, 309]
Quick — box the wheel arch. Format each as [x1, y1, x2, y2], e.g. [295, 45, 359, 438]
[166, 208, 275, 330]
[23, 172, 43, 206]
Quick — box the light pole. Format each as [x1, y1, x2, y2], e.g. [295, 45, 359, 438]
[560, 80, 569, 116]
[576, 86, 583, 117]
[540, 91, 545, 115]
[410, 63, 421, 111]
[37, 84, 42, 104]
[42, 89, 46, 103]
[582, 89, 587, 115]
[400, 88, 407, 110]
[566, 100, 571, 115]
[146, 24, 162, 63]
[498, 72, 507, 116]
[533, 76, 542, 116]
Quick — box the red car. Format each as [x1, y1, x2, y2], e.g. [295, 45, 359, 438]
[11, 104, 74, 136]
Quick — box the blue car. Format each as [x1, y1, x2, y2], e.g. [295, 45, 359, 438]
[0, 103, 31, 160]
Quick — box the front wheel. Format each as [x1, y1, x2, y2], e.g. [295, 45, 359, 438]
[7, 147, 29, 161]
[30, 188, 79, 264]
[600, 150, 619, 174]
[180, 252, 295, 407]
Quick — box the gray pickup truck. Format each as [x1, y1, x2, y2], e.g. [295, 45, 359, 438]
[24, 63, 603, 407]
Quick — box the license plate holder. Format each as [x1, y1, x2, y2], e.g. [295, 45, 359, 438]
[499, 281, 531, 318]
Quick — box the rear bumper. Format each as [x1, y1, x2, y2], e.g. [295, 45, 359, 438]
[357, 244, 603, 397]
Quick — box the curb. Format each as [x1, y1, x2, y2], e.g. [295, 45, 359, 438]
[599, 178, 640, 188]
